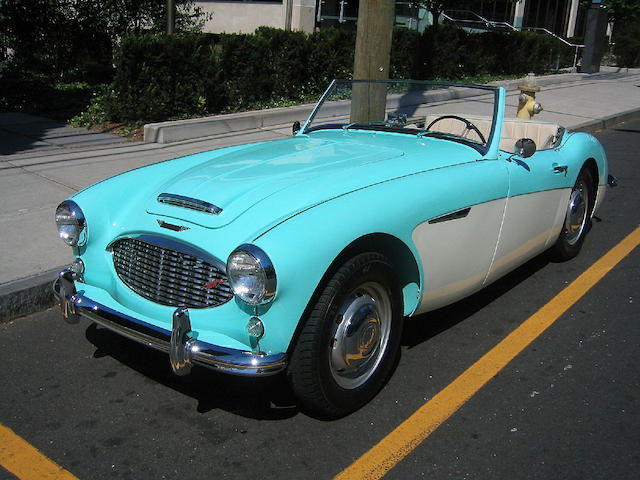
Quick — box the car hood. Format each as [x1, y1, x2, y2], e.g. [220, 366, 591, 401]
[145, 132, 478, 230]
[147, 136, 408, 228]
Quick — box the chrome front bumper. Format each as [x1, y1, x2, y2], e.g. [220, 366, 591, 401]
[53, 270, 287, 377]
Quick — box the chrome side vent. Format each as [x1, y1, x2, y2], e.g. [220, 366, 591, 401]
[157, 193, 222, 215]
[428, 207, 471, 224]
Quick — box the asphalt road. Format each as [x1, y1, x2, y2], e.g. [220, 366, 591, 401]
[1, 120, 639, 480]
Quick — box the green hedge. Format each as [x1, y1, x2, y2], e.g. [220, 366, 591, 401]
[106, 26, 577, 123]
[107, 34, 223, 122]
[613, 19, 640, 67]
[219, 27, 311, 107]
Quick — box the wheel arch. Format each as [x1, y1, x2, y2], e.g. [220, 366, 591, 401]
[583, 157, 599, 190]
[284, 232, 421, 357]
[333, 233, 422, 316]
[581, 157, 600, 213]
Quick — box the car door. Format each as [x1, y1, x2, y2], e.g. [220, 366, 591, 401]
[484, 148, 571, 285]
[412, 157, 510, 314]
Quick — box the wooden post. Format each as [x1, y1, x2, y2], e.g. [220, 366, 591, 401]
[351, 0, 395, 123]
[167, 0, 176, 35]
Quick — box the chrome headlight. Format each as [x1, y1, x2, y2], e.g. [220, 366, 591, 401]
[55, 200, 87, 246]
[226, 244, 276, 305]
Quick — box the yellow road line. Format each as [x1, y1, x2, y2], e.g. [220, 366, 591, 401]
[0, 423, 78, 480]
[336, 225, 640, 480]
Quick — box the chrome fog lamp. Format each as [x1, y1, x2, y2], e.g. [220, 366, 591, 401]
[70, 258, 85, 281]
[226, 244, 276, 305]
[55, 200, 87, 246]
[246, 317, 265, 339]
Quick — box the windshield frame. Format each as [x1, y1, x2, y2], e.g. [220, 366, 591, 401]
[301, 79, 501, 155]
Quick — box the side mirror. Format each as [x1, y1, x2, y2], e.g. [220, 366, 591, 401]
[514, 138, 536, 158]
[292, 121, 301, 136]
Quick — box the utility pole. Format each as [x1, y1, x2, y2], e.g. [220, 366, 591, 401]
[167, 0, 176, 34]
[353, 0, 395, 80]
[351, 0, 395, 123]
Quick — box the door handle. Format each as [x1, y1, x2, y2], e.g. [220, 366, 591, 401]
[553, 165, 568, 176]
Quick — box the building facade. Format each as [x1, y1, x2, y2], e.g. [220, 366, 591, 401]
[196, 1, 317, 34]
[196, 0, 591, 39]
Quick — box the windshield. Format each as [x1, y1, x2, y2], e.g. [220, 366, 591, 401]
[303, 80, 499, 153]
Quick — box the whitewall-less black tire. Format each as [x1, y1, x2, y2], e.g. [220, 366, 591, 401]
[287, 252, 403, 418]
[551, 167, 595, 261]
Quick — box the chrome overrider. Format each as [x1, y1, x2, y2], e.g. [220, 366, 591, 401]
[53, 269, 287, 376]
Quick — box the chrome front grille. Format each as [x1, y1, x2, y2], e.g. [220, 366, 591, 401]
[110, 237, 233, 308]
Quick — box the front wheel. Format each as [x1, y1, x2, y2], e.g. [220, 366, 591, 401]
[551, 167, 594, 261]
[287, 252, 403, 418]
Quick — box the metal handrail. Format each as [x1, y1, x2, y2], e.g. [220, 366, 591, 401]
[525, 27, 584, 69]
[525, 27, 583, 48]
[442, 10, 517, 31]
[442, 10, 584, 69]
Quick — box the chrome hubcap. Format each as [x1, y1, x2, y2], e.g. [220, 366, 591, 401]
[565, 179, 589, 246]
[329, 282, 392, 389]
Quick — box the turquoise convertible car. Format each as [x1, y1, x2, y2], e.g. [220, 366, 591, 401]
[54, 80, 613, 417]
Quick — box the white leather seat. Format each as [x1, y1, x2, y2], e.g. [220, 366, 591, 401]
[425, 114, 561, 152]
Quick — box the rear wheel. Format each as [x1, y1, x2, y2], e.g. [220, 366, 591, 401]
[287, 252, 403, 418]
[551, 167, 594, 261]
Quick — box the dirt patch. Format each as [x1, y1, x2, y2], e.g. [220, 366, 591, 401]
[88, 122, 144, 141]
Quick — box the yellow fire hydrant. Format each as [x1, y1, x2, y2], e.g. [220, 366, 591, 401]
[517, 73, 543, 119]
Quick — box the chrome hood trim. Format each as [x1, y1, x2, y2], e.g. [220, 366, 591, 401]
[157, 193, 222, 215]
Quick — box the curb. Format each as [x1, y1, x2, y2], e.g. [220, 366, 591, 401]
[142, 70, 639, 144]
[4, 108, 640, 324]
[144, 103, 315, 144]
[0, 267, 64, 324]
[571, 107, 640, 133]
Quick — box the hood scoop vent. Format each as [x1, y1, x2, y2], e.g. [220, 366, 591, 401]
[157, 193, 222, 215]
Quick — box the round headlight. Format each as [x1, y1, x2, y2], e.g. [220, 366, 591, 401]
[55, 200, 87, 246]
[226, 244, 276, 305]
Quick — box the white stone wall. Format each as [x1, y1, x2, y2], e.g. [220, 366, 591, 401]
[291, 0, 316, 32]
[196, 1, 285, 34]
[195, 1, 316, 34]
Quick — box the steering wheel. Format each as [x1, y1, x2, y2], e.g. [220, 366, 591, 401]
[426, 115, 486, 144]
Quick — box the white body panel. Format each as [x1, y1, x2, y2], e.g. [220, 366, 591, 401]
[484, 188, 570, 285]
[413, 198, 506, 314]
[412, 187, 573, 315]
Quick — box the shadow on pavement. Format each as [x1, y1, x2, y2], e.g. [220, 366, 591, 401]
[402, 250, 551, 348]
[80, 249, 553, 422]
[0, 112, 126, 155]
[85, 323, 299, 421]
[0, 113, 63, 154]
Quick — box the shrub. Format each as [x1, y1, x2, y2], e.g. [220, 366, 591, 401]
[308, 28, 356, 88]
[613, 19, 640, 67]
[219, 27, 311, 111]
[390, 28, 420, 79]
[104, 25, 580, 123]
[108, 33, 221, 122]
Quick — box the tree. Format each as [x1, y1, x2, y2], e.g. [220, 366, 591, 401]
[603, 0, 640, 66]
[97, 0, 209, 40]
[0, 0, 209, 81]
[586, 0, 640, 23]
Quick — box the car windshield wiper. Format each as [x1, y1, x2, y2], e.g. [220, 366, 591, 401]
[417, 130, 482, 143]
[342, 122, 386, 131]
[416, 130, 455, 140]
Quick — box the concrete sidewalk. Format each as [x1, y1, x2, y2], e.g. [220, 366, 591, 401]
[2, 68, 640, 322]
